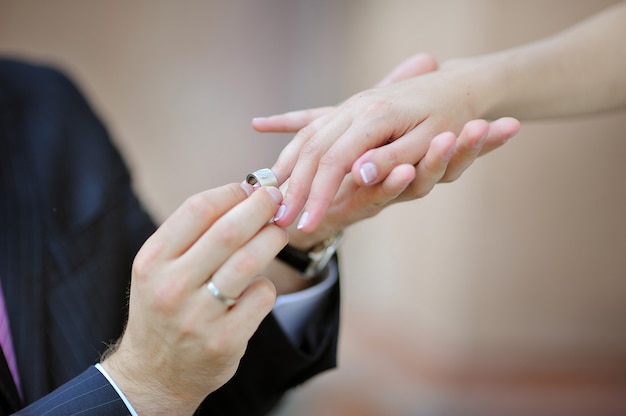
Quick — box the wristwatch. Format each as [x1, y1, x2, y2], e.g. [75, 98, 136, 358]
[277, 232, 344, 279]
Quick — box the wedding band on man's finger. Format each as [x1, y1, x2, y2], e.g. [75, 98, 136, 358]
[206, 280, 238, 307]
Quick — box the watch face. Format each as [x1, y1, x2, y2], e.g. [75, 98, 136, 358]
[303, 232, 344, 278]
[277, 232, 344, 279]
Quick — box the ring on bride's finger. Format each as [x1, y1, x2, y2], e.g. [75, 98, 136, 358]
[246, 168, 279, 188]
[207, 280, 237, 307]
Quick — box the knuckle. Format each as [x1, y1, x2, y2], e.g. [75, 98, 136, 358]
[440, 171, 460, 183]
[283, 176, 308, 202]
[365, 203, 384, 218]
[297, 122, 317, 139]
[409, 185, 432, 199]
[254, 278, 278, 309]
[151, 278, 186, 314]
[367, 99, 393, 118]
[231, 253, 257, 276]
[299, 139, 323, 162]
[376, 146, 399, 168]
[357, 93, 393, 117]
[318, 148, 341, 170]
[177, 314, 199, 340]
[421, 161, 442, 181]
[215, 219, 240, 247]
[206, 330, 240, 358]
[183, 192, 217, 220]
[132, 239, 163, 280]
[358, 198, 385, 219]
[132, 251, 152, 281]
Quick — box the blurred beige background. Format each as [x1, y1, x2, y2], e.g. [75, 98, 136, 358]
[1, 1, 625, 414]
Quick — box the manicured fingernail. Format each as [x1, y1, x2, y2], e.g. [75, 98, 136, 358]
[252, 117, 267, 122]
[274, 204, 286, 222]
[240, 181, 253, 196]
[360, 162, 378, 184]
[297, 211, 309, 230]
[265, 187, 283, 203]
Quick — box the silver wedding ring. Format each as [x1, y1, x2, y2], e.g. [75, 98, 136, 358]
[246, 168, 279, 188]
[207, 280, 237, 307]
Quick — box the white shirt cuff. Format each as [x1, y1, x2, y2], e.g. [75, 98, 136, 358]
[272, 259, 338, 346]
[95, 363, 139, 416]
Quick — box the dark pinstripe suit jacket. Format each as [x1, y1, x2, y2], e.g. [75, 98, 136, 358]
[0, 59, 339, 415]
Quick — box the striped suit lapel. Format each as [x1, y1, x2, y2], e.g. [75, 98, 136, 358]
[0, 348, 21, 414]
[0, 91, 48, 407]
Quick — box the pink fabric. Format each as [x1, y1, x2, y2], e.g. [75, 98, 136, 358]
[0, 283, 21, 397]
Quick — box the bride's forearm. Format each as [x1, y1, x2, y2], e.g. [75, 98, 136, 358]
[441, 2, 626, 121]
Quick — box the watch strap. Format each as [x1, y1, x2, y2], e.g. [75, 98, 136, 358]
[276, 232, 344, 279]
[276, 244, 311, 274]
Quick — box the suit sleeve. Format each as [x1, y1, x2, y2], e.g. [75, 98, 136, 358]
[14, 367, 130, 416]
[14, 266, 339, 416]
[2, 60, 340, 416]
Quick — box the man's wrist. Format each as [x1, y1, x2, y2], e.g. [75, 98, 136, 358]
[101, 345, 202, 416]
[95, 363, 139, 416]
